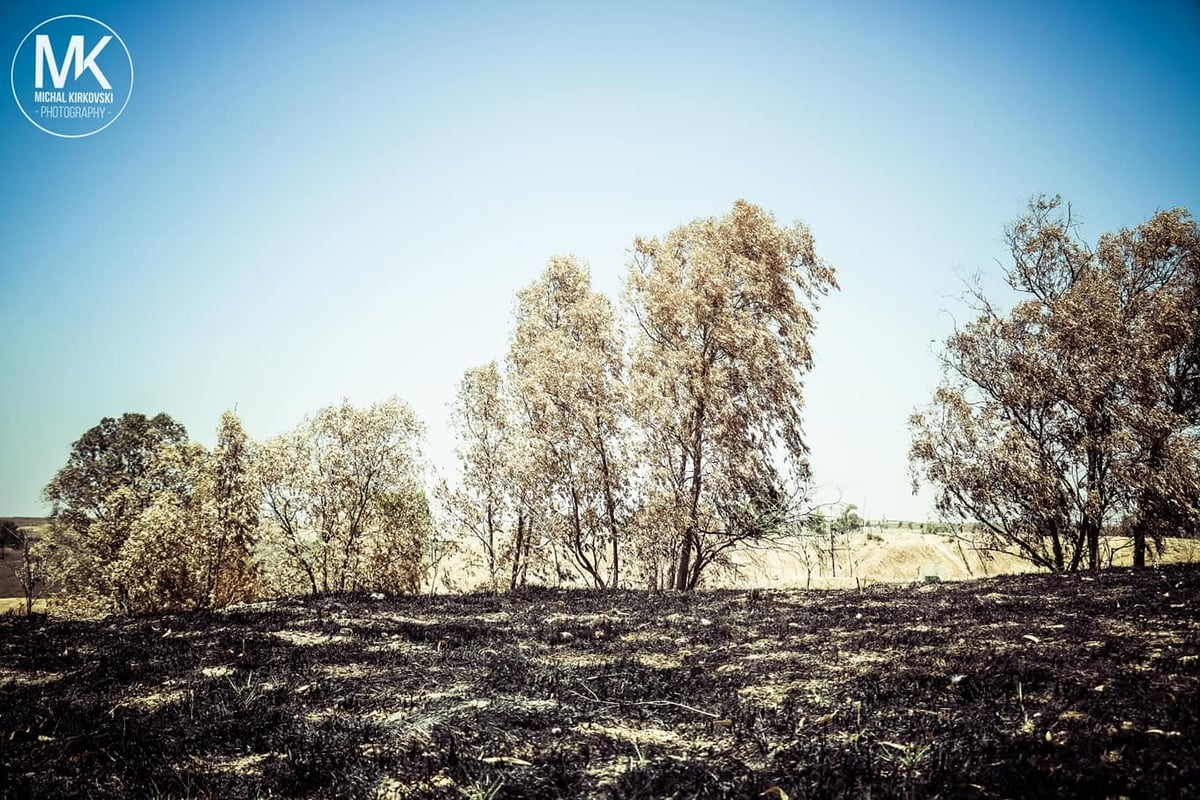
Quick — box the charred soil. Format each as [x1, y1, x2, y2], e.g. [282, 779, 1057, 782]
[2, 566, 1198, 799]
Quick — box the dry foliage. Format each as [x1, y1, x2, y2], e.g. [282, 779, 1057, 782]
[443, 362, 535, 590]
[911, 196, 1200, 571]
[42, 412, 265, 613]
[258, 398, 429, 596]
[625, 200, 838, 588]
[445, 201, 837, 591]
[508, 256, 629, 588]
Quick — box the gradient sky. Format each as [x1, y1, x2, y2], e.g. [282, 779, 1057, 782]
[2, 1, 1198, 520]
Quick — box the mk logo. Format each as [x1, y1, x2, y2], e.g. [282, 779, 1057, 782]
[34, 34, 113, 90]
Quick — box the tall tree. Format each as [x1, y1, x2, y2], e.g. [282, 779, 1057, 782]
[447, 362, 515, 588]
[625, 200, 837, 589]
[910, 197, 1200, 571]
[44, 413, 188, 550]
[508, 256, 630, 588]
[1096, 210, 1200, 565]
[207, 410, 260, 606]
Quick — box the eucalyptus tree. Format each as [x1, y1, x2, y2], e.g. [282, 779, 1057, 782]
[625, 200, 838, 589]
[508, 256, 630, 588]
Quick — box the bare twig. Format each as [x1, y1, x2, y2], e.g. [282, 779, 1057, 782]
[564, 687, 720, 719]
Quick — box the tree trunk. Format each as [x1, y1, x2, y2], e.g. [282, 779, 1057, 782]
[208, 532, 227, 608]
[520, 515, 533, 587]
[1083, 429, 1106, 571]
[677, 403, 706, 591]
[829, 523, 837, 578]
[685, 542, 709, 590]
[596, 432, 621, 589]
[674, 533, 693, 591]
[1134, 437, 1165, 569]
[510, 510, 525, 591]
[551, 538, 563, 587]
[610, 528, 619, 589]
[485, 502, 497, 586]
[1050, 524, 1064, 572]
[1087, 519, 1100, 571]
[1067, 524, 1086, 572]
[570, 487, 603, 588]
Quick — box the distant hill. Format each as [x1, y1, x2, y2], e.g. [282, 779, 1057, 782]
[1, 517, 49, 528]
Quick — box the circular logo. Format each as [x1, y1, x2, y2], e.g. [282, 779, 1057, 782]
[10, 15, 134, 138]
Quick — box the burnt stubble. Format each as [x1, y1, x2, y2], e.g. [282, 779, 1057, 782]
[2, 566, 1197, 799]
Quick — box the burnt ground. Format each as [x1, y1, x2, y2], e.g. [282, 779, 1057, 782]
[1, 566, 1197, 799]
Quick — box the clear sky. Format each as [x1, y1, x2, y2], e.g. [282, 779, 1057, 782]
[1, 1, 1198, 520]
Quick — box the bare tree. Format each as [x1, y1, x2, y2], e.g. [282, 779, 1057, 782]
[3, 524, 47, 616]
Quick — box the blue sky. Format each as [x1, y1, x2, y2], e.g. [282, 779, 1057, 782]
[1, 1, 1198, 519]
